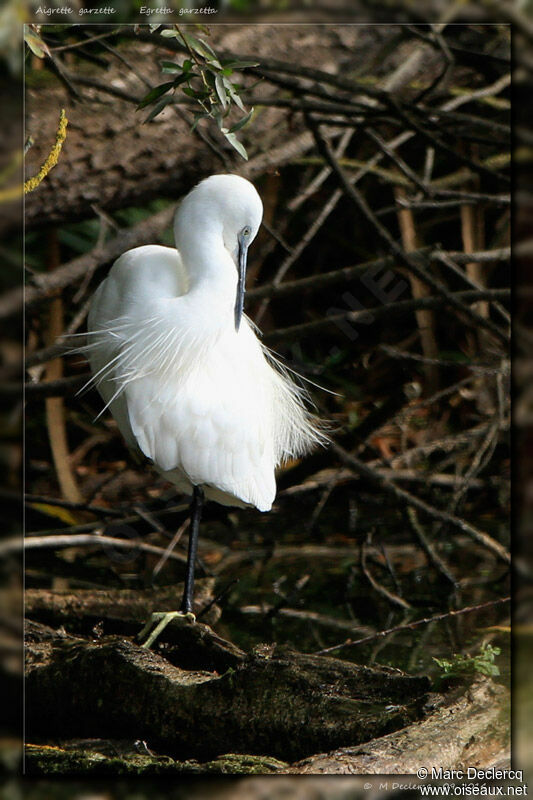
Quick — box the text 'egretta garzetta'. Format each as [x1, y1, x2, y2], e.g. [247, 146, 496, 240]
[86, 174, 325, 647]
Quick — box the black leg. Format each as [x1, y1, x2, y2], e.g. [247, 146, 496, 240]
[180, 485, 204, 614]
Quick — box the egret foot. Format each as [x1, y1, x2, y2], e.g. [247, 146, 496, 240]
[138, 610, 196, 649]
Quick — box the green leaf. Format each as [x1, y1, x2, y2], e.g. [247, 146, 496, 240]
[180, 32, 221, 67]
[137, 81, 175, 109]
[160, 28, 179, 38]
[221, 59, 259, 69]
[204, 68, 216, 89]
[222, 76, 245, 112]
[172, 72, 193, 87]
[144, 96, 173, 123]
[215, 74, 228, 110]
[191, 112, 210, 131]
[160, 61, 182, 73]
[24, 28, 49, 59]
[229, 107, 254, 133]
[478, 662, 500, 677]
[182, 86, 210, 100]
[149, 23, 161, 32]
[182, 59, 193, 73]
[222, 130, 248, 160]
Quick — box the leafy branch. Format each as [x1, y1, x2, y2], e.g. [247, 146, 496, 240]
[433, 643, 501, 681]
[137, 25, 257, 160]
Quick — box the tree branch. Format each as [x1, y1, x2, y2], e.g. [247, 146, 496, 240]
[330, 441, 510, 565]
[304, 115, 509, 346]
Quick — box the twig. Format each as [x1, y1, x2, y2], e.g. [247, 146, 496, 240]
[120, 30, 385, 101]
[407, 507, 457, 585]
[23, 492, 124, 517]
[25, 109, 68, 195]
[83, 31, 150, 87]
[288, 129, 353, 212]
[395, 183, 439, 393]
[372, 422, 494, 469]
[43, 51, 83, 101]
[151, 517, 190, 580]
[387, 98, 510, 188]
[305, 115, 509, 346]
[314, 596, 510, 655]
[307, 477, 337, 533]
[444, 419, 502, 518]
[265, 574, 310, 622]
[265, 289, 510, 345]
[442, 73, 511, 113]
[50, 29, 121, 52]
[377, 344, 509, 374]
[378, 469, 497, 490]
[361, 534, 412, 610]
[23, 498, 190, 540]
[132, 503, 167, 534]
[19, 375, 89, 399]
[437, 253, 511, 325]
[330, 441, 510, 565]
[254, 184, 343, 325]
[396, 191, 510, 207]
[2, 534, 187, 561]
[282, 467, 493, 497]
[239, 605, 374, 636]
[0, 110, 68, 202]
[435, 250, 510, 326]
[43, 230, 83, 506]
[366, 128, 431, 195]
[63, 70, 142, 104]
[223, 94, 377, 118]
[248, 248, 431, 301]
[26, 342, 72, 370]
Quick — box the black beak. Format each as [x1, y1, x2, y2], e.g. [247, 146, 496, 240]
[235, 235, 248, 332]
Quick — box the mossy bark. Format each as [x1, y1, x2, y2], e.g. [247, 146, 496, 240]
[24, 743, 286, 776]
[289, 677, 510, 773]
[25, 625, 430, 765]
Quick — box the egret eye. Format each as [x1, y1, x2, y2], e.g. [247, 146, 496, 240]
[242, 226, 251, 237]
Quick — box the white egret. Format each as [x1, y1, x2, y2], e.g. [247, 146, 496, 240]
[85, 174, 325, 647]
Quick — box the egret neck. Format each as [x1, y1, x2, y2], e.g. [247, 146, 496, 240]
[174, 224, 241, 330]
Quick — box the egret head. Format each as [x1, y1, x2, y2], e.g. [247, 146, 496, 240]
[175, 174, 263, 331]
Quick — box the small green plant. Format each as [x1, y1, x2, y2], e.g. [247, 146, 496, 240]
[433, 643, 501, 680]
[138, 25, 258, 160]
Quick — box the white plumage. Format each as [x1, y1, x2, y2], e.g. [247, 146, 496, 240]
[85, 174, 324, 515]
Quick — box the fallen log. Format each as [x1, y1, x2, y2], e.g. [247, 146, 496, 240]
[289, 677, 509, 774]
[24, 583, 242, 672]
[24, 670, 509, 777]
[24, 581, 220, 633]
[24, 590, 509, 776]
[24, 741, 286, 776]
[25, 628, 430, 764]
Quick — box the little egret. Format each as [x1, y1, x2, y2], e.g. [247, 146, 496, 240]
[85, 173, 325, 647]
